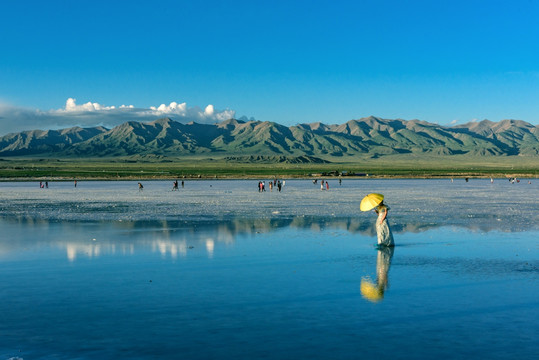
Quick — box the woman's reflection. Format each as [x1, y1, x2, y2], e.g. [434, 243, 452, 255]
[360, 246, 394, 302]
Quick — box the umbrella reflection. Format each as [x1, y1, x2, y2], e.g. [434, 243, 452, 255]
[360, 246, 394, 303]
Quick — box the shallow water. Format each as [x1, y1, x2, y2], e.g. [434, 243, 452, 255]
[1, 179, 538, 359]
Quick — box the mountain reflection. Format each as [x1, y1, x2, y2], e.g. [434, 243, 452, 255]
[0, 214, 532, 261]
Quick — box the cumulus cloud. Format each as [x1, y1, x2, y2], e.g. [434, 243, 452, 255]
[150, 101, 187, 114]
[204, 104, 214, 116]
[62, 98, 120, 112]
[449, 119, 459, 125]
[0, 98, 238, 135]
[145, 101, 235, 121]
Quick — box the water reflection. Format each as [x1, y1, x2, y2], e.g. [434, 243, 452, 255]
[154, 239, 187, 259]
[65, 241, 135, 262]
[360, 247, 394, 303]
[0, 214, 533, 262]
[3, 213, 520, 238]
[205, 239, 215, 258]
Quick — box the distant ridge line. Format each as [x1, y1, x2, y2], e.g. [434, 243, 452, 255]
[0, 116, 538, 158]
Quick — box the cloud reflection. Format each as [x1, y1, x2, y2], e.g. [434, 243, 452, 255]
[65, 241, 134, 262]
[0, 215, 534, 261]
[206, 239, 215, 259]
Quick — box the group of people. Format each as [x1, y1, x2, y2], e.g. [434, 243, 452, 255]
[319, 179, 330, 190]
[258, 179, 284, 192]
[450, 177, 531, 184]
[507, 177, 527, 184]
[137, 180, 188, 192]
[172, 180, 185, 191]
[313, 178, 343, 190]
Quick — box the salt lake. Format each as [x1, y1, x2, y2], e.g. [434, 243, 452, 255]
[1, 179, 537, 359]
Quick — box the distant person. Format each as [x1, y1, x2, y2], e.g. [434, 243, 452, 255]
[339, 178, 342, 185]
[320, 182, 324, 191]
[269, 182, 273, 191]
[45, 181, 48, 188]
[138, 182, 144, 192]
[173, 180, 179, 191]
[40, 181, 43, 188]
[181, 180, 185, 188]
[374, 201, 394, 247]
[490, 178, 493, 184]
[277, 180, 282, 192]
[465, 177, 469, 183]
[326, 181, 329, 190]
[74, 180, 77, 188]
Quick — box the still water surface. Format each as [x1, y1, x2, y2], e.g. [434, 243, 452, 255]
[1, 180, 537, 359]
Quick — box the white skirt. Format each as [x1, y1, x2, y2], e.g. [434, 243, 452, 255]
[376, 219, 394, 246]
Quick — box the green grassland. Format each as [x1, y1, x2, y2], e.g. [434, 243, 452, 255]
[1, 154, 538, 180]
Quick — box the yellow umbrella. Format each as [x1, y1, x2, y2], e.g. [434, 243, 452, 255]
[360, 279, 384, 302]
[360, 193, 384, 211]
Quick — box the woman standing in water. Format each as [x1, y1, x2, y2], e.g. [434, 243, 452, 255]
[360, 193, 394, 247]
[374, 201, 394, 247]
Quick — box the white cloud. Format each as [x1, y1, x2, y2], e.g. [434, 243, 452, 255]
[0, 98, 238, 135]
[62, 98, 118, 112]
[204, 104, 214, 116]
[150, 101, 187, 114]
[449, 119, 459, 125]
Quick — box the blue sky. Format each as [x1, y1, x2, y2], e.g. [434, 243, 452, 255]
[1, 0, 538, 134]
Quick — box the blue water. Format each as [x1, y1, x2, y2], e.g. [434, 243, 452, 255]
[1, 180, 538, 359]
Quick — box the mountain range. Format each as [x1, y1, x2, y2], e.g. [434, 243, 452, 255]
[1, 116, 538, 161]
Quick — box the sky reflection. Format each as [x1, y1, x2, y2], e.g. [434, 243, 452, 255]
[1, 212, 537, 359]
